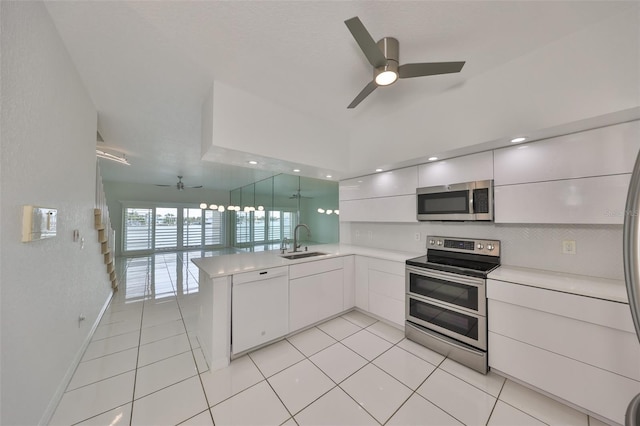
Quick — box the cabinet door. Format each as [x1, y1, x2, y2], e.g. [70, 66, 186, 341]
[339, 167, 418, 201]
[343, 256, 355, 310]
[317, 269, 345, 320]
[418, 152, 493, 187]
[355, 256, 369, 310]
[368, 269, 405, 326]
[289, 275, 320, 332]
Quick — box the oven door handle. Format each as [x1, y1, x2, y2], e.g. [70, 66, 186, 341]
[405, 265, 485, 287]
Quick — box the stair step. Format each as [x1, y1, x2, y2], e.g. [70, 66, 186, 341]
[101, 242, 110, 255]
[104, 253, 112, 264]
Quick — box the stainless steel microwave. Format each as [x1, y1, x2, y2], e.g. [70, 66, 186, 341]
[416, 180, 493, 221]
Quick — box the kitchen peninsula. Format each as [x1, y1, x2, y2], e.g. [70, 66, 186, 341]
[191, 244, 419, 371]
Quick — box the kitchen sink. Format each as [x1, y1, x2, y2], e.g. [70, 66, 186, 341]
[280, 251, 327, 260]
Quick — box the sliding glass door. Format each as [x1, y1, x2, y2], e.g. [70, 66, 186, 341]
[123, 205, 225, 255]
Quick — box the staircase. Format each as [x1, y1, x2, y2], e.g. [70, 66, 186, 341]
[95, 163, 118, 290]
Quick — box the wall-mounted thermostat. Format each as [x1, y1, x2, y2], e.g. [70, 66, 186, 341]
[22, 205, 57, 242]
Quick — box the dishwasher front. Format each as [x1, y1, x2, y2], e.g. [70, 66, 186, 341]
[231, 266, 289, 355]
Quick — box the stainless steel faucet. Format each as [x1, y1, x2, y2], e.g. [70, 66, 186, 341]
[280, 237, 289, 254]
[292, 224, 311, 252]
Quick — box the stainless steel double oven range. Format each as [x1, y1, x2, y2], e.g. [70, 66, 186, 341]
[405, 236, 500, 374]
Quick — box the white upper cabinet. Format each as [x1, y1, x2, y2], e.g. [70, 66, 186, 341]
[494, 121, 640, 185]
[339, 166, 418, 201]
[494, 174, 631, 224]
[339, 195, 416, 223]
[418, 152, 493, 187]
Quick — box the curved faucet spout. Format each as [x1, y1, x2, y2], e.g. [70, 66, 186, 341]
[292, 224, 312, 253]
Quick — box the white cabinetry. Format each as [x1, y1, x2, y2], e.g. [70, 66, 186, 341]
[232, 266, 289, 355]
[289, 257, 345, 332]
[418, 152, 493, 187]
[355, 257, 405, 326]
[339, 167, 418, 223]
[493, 120, 640, 224]
[487, 278, 640, 425]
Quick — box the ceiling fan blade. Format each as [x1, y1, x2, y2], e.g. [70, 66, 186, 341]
[155, 184, 172, 187]
[347, 80, 378, 109]
[398, 61, 465, 79]
[190, 185, 203, 189]
[344, 17, 387, 68]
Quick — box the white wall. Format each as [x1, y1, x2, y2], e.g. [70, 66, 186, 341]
[203, 81, 350, 173]
[348, 5, 640, 174]
[0, 2, 112, 424]
[103, 181, 230, 255]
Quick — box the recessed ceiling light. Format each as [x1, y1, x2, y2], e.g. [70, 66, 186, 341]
[248, 160, 258, 165]
[293, 169, 300, 173]
[375, 168, 383, 172]
[511, 137, 527, 143]
[428, 157, 438, 161]
[326, 175, 332, 178]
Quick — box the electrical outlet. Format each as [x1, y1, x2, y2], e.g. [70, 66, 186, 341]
[355, 230, 360, 238]
[562, 240, 577, 255]
[414, 232, 421, 241]
[367, 231, 373, 240]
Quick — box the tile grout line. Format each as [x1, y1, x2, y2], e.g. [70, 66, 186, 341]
[128, 256, 153, 425]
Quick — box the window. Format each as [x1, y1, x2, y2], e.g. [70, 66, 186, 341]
[155, 207, 178, 249]
[124, 208, 153, 252]
[204, 210, 224, 246]
[183, 208, 202, 247]
[123, 205, 225, 254]
[234, 209, 296, 246]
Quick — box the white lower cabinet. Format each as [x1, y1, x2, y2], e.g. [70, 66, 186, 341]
[232, 266, 289, 355]
[289, 258, 345, 332]
[355, 256, 405, 327]
[488, 279, 640, 425]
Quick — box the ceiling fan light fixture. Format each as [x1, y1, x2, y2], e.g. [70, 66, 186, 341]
[374, 62, 398, 86]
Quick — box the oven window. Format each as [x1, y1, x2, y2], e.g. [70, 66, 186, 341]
[418, 191, 469, 214]
[409, 273, 478, 311]
[409, 298, 478, 340]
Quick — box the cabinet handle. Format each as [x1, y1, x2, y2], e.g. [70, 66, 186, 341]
[259, 271, 268, 275]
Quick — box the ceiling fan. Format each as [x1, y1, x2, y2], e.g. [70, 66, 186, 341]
[155, 176, 202, 191]
[344, 16, 466, 109]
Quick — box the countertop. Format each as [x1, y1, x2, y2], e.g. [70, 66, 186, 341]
[192, 243, 422, 279]
[487, 265, 628, 304]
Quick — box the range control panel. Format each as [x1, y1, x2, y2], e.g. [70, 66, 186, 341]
[427, 235, 500, 257]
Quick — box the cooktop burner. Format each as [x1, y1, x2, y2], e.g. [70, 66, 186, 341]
[406, 236, 501, 278]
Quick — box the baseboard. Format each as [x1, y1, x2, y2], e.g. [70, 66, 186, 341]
[39, 291, 114, 425]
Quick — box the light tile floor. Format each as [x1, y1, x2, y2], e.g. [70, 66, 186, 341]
[50, 251, 610, 425]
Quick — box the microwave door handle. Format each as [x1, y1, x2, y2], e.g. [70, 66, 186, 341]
[469, 192, 474, 214]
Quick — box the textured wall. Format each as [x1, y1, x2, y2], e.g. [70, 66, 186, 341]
[345, 222, 623, 281]
[0, 2, 112, 424]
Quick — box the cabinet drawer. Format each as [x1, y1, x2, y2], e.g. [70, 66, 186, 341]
[489, 299, 640, 380]
[489, 332, 640, 425]
[289, 257, 344, 280]
[369, 292, 404, 326]
[233, 266, 288, 285]
[487, 279, 635, 332]
[368, 258, 405, 276]
[369, 270, 404, 301]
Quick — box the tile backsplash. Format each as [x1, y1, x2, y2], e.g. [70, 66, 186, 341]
[342, 222, 623, 280]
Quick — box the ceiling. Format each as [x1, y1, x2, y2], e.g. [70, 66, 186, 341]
[44, 1, 632, 191]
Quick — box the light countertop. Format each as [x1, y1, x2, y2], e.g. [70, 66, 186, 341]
[192, 243, 422, 279]
[488, 265, 628, 304]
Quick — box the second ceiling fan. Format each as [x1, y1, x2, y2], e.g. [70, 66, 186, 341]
[344, 16, 466, 109]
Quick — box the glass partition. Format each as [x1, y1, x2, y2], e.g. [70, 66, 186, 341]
[229, 173, 338, 250]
